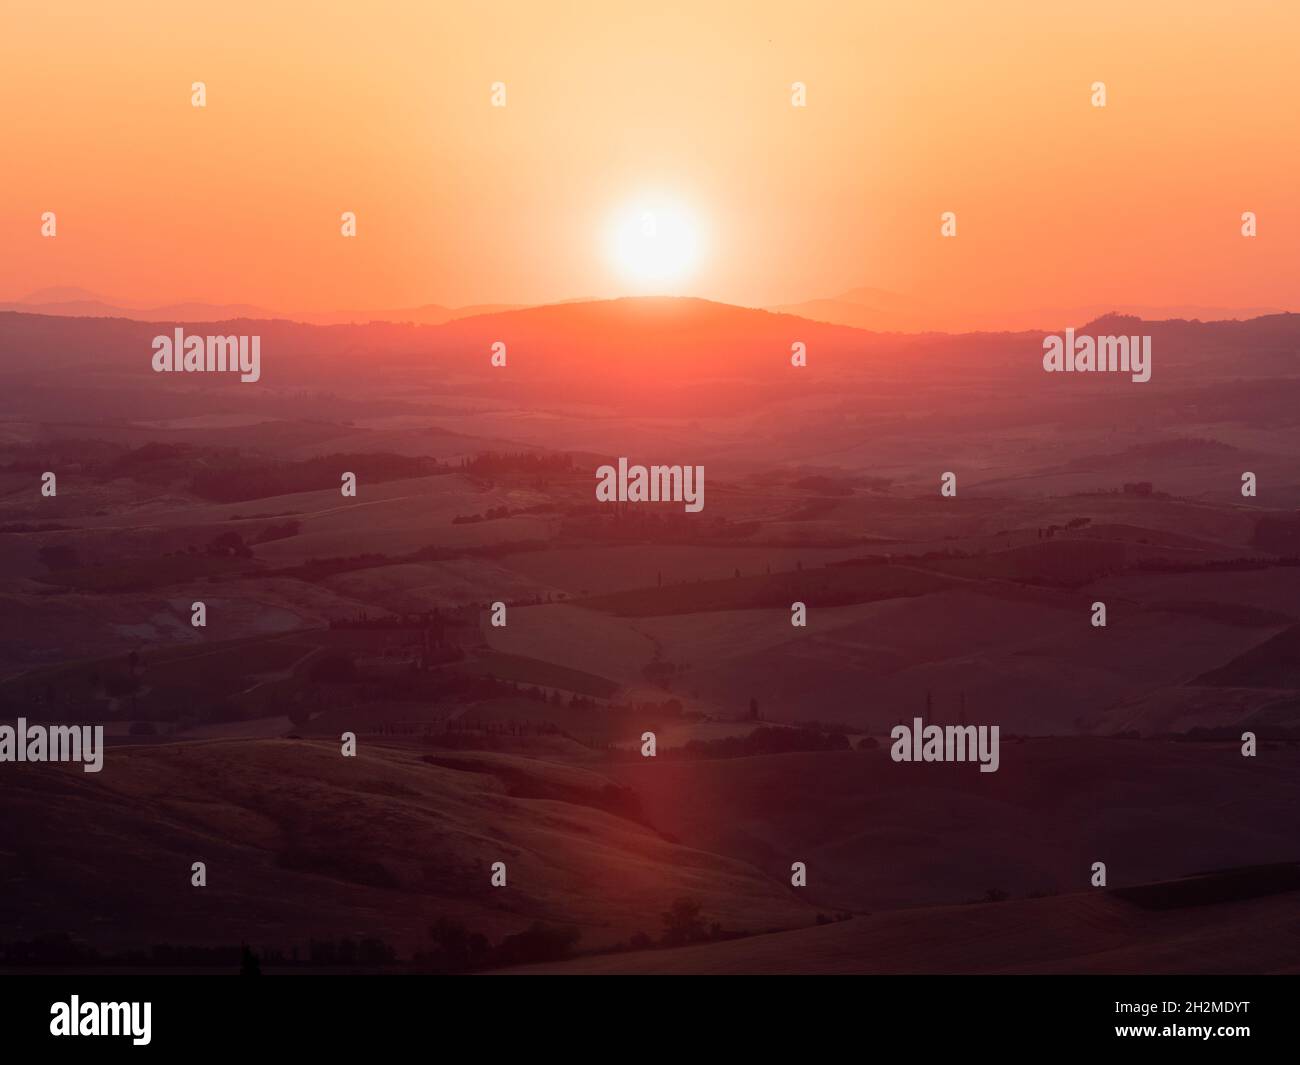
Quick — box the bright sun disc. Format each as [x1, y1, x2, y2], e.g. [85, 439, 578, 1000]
[609, 201, 701, 288]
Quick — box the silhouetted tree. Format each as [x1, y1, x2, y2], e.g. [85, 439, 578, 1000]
[493, 922, 580, 966]
[661, 897, 707, 947]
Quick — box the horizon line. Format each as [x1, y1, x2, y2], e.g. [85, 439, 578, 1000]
[3, 296, 1298, 341]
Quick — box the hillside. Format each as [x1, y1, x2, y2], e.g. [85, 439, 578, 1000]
[0, 739, 815, 956]
[498, 876, 1300, 974]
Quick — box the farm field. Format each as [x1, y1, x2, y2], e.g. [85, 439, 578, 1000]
[3, 304, 1300, 972]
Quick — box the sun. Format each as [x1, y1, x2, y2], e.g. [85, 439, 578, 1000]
[607, 199, 702, 290]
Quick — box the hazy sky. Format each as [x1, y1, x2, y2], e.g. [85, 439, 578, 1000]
[3, 0, 1298, 314]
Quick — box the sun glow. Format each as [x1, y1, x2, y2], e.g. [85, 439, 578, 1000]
[607, 200, 703, 290]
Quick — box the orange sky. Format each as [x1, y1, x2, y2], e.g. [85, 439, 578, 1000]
[3, 0, 1298, 317]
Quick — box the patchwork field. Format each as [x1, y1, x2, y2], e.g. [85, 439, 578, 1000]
[3, 305, 1300, 971]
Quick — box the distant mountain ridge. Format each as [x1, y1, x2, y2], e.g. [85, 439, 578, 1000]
[7, 284, 1289, 337]
[0, 289, 520, 327]
[5, 298, 1300, 417]
[770, 287, 1290, 334]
